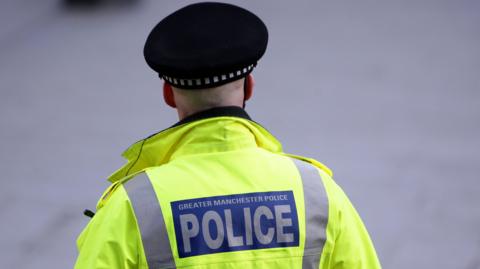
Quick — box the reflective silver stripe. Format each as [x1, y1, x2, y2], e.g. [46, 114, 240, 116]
[291, 159, 328, 269]
[124, 173, 176, 269]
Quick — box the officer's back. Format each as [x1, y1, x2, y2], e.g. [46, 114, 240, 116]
[74, 3, 381, 268]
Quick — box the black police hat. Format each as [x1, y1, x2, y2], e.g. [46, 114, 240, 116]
[144, 2, 268, 89]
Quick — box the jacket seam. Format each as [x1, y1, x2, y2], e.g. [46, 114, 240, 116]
[174, 252, 322, 268]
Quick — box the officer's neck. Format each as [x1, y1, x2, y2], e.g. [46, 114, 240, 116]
[176, 104, 244, 121]
[171, 106, 251, 128]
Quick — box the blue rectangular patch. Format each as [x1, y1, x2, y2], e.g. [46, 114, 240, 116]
[171, 191, 299, 258]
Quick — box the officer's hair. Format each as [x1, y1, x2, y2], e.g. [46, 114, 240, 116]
[172, 78, 245, 110]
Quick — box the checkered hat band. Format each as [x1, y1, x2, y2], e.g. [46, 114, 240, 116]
[162, 64, 255, 89]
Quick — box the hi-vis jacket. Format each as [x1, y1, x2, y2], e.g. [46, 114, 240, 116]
[75, 107, 381, 269]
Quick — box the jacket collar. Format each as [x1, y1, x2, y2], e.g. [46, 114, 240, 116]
[108, 106, 282, 183]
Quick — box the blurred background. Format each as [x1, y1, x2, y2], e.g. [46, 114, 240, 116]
[1, 0, 479, 268]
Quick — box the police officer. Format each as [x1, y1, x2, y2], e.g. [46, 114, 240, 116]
[75, 2, 381, 269]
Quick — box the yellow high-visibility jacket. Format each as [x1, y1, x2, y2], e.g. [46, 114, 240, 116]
[75, 107, 381, 269]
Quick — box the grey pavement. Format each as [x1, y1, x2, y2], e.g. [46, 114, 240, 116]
[1, 0, 479, 268]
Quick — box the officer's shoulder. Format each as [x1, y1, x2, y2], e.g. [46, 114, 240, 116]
[96, 170, 149, 210]
[282, 152, 333, 178]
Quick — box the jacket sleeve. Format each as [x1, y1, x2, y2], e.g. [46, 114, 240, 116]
[74, 185, 147, 269]
[321, 174, 382, 269]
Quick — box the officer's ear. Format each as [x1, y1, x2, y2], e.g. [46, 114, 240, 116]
[245, 74, 254, 101]
[163, 81, 177, 108]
